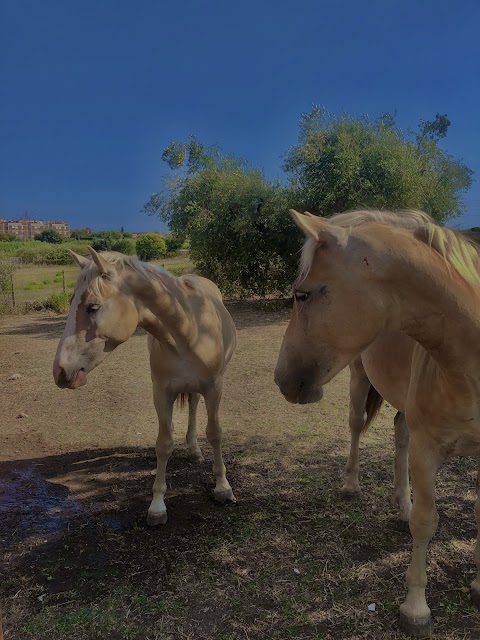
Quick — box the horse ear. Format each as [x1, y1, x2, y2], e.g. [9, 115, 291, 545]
[289, 209, 347, 245]
[87, 246, 109, 274]
[68, 249, 90, 269]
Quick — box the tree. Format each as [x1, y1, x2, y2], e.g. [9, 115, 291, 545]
[0, 233, 16, 242]
[164, 234, 183, 254]
[34, 229, 64, 244]
[136, 234, 166, 261]
[112, 238, 135, 255]
[143, 139, 298, 296]
[284, 107, 473, 223]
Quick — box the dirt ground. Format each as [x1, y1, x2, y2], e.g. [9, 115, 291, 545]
[1, 307, 479, 639]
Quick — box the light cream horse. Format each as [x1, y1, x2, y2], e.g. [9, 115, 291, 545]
[53, 248, 237, 525]
[275, 209, 480, 637]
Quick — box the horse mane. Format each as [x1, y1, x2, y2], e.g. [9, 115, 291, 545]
[299, 209, 480, 287]
[78, 252, 174, 299]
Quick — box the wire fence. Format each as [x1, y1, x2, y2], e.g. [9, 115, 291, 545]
[0, 257, 70, 314]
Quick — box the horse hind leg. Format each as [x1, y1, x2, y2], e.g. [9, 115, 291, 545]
[393, 412, 412, 522]
[186, 392, 204, 462]
[204, 382, 236, 504]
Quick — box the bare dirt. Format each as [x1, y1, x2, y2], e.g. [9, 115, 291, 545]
[1, 307, 479, 639]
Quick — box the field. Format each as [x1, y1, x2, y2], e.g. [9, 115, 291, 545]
[8, 255, 193, 308]
[1, 307, 479, 639]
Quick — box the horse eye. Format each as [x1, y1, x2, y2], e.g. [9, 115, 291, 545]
[87, 303, 101, 314]
[294, 291, 310, 302]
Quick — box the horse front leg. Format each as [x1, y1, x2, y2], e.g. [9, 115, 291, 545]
[186, 392, 204, 462]
[341, 359, 370, 496]
[399, 437, 443, 637]
[393, 412, 412, 522]
[147, 385, 174, 526]
[204, 382, 236, 504]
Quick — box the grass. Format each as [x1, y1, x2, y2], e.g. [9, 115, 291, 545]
[8, 255, 193, 310]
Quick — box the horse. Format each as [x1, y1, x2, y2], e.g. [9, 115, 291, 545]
[345, 354, 411, 523]
[53, 247, 237, 525]
[275, 208, 480, 637]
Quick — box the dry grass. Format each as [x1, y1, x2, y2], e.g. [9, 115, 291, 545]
[0, 306, 479, 639]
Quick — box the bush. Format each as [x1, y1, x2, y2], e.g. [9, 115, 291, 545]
[34, 229, 64, 244]
[112, 238, 135, 255]
[136, 234, 166, 261]
[45, 292, 70, 314]
[0, 233, 16, 242]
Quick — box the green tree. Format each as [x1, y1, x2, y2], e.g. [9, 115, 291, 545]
[112, 238, 135, 255]
[144, 140, 297, 296]
[0, 233, 16, 242]
[34, 229, 64, 244]
[164, 234, 183, 254]
[284, 107, 473, 223]
[136, 234, 166, 261]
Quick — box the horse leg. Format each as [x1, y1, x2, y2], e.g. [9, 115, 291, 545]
[147, 386, 174, 526]
[470, 459, 480, 607]
[393, 412, 412, 522]
[204, 382, 236, 503]
[399, 438, 442, 637]
[340, 359, 370, 496]
[186, 392, 204, 462]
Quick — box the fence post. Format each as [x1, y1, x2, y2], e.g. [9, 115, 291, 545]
[62, 270, 66, 294]
[10, 271, 15, 308]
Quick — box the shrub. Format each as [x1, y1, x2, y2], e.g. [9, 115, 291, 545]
[34, 229, 64, 244]
[136, 234, 166, 261]
[45, 292, 70, 314]
[112, 238, 135, 255]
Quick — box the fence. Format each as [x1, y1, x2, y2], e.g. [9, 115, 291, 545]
[0, 257, 71, 314]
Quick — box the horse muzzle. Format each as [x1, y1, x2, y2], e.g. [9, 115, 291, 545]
[274, 366, 324, 404]
[53, 364, 87, 389]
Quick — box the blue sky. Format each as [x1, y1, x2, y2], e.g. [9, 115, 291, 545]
[1, 0, 479, 232]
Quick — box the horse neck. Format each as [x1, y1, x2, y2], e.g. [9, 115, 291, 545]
[125, 266, 192, 344]
[384, 242, 480, 376]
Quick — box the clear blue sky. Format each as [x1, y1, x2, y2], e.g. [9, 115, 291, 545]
[1, 0, 479, 232]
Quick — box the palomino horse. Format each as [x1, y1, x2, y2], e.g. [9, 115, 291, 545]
[275, 209, 480, 637]
[345, 354, 411, 522]
[53, 248, 237, 525]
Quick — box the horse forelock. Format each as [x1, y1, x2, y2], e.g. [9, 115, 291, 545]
[298, 209, 480, 287]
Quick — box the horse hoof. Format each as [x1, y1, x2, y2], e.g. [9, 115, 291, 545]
[339, 485, 361, 499]
[188, 452, 205, 463]
[399, 611, 433, 638]
[471, 587, 480, 609]
[214, 488, 237, 504]
[146, 511, 168, 526]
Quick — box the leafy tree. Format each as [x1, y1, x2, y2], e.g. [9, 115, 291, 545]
[0, 233, 16, 242]
[164, 234, 183, 254]
[144, 140, 298, 296]
[34, 229, 64, 244]
[284, 107, 473, 223]
[112, 238, 135, 255]
[70, 228, 93, 240]
[136, 234, 166, 261]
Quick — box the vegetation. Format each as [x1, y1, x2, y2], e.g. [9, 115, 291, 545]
[284, 108, 473, 224]
[136, 233, 166, 261]
[144, 137, 297, 296]
[0, 232, 16, 242]
[34, 229, 65, 244]
[145, 110, 473, 297]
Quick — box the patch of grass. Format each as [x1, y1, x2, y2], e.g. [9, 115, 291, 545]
[19, 585, 186, 640]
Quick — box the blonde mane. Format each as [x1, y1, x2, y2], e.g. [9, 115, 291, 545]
[78, 252, 174, 299]
[299, 209, 480, 287]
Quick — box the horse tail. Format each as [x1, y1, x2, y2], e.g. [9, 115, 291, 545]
[363, 384, 384, 432]
[176, 393, 189, 409]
